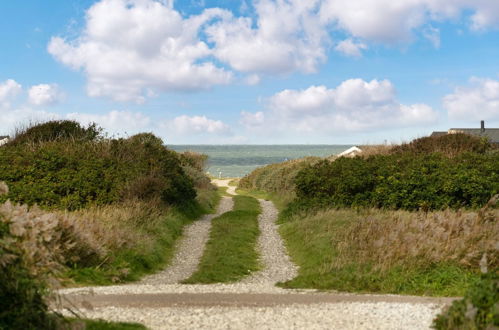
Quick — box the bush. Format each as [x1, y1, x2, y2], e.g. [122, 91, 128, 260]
[0, 122, 196, 210]
[0, 200, 67, 329]
[239, 157, 320, 195]
[391, 133, 491, 157]
[293, 152, 499, 211]
[9, 120, 102, 146]
[433, 273, 498, 329]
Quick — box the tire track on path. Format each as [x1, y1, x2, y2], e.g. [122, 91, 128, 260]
[140, 192, 234, 285]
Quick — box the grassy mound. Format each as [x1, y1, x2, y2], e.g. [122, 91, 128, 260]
[0, 123, 195, 210]
[0, 121, 217, 329]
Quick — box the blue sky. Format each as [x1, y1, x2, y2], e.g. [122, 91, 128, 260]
[1, 0, 498, 144]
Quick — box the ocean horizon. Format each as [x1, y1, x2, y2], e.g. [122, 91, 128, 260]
[169, 144, 352, 178]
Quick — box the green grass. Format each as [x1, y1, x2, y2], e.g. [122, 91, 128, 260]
[277, 211, 480, 296]
[183, 195, 261, 283]
[66, 189, 220, 285]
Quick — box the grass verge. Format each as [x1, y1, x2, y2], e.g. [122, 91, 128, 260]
[277, 207, 495, 296]
[183, 195, 261, 283]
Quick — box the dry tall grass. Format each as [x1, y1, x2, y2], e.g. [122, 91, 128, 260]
[306, 196, 499, 272]
[0, 179, 174, 284]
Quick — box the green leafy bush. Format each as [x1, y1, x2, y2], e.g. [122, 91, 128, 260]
[0, 122, 196, 210]
[293, 152, 498, 211]
[391, 133, 492, 157]
[433, 272, 498, 329]
[9, 120, 101, 146]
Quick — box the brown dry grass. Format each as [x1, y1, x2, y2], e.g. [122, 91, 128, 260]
[311, 197, 499, 272]
[0, 181, 170, 284]
[359, 144, 395, 157]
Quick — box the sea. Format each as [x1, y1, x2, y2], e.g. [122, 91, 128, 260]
[169, 145, 352, 178]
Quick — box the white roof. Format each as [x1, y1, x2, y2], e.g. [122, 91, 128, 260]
[338, 146, 362, 157]
[0, 137, 9, 146]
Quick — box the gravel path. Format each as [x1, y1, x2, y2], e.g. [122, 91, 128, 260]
[241, 199, 298, 285]
[61, 302, 445, 330]
[58, 179, 452, 329]
[140, 196, 234, 285]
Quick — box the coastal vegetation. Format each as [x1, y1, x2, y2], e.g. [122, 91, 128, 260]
[184, 195, 261, 283]
[239, 133, 498, 299]
[0, 120, 218, 329]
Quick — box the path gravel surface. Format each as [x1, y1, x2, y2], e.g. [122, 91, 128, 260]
[241, 199, 298, 285]
[58, 179, 452, 329]
[61, 302, 445, 330]
[140, 196, 234, 285]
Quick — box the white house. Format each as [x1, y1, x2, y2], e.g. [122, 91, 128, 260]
[338, 146, 362, 158]
[0, 136, 9, 146]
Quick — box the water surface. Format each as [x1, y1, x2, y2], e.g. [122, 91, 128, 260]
[169, 145, 352, 178]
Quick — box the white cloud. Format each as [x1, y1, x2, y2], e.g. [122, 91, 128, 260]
[28, 84, 64, 106]
[0, 79, 22, 108]
[48, 0, 233, 102]
[170, 115, 231, 135]
[66, 110, 152, 135]
[0, 107, 59, 134]
[443, 78, 499, 121]
[47, 0, 499, 103]
[206, 0, 327, 75]
[244, 74, 261, 86]
[320, 0, 499, 43]
[335, 39, 367, 57]
[240, 111, 264, 127]
[423, 26, 440, 48]
[242, 79, 437, 134]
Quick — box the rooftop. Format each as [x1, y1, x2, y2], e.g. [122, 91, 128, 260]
[431, 121, 499, 143]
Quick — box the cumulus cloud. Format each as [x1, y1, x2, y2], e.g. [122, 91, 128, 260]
[242, 79, 437, 134]
[206, 0, 327, 74]
[170, 115, 231, 135]
[0, 79, 22, 108]
[28, 84, 64, 106]
[443, 78, 499, 121]
[47, 0, 499, 102]
[335, 39, 368, 57]
[48, 0, 233, 102]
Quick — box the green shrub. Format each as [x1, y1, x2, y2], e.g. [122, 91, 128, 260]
[10, 120, 101, 146]
[433, 273, 498, 329]
[293, 152, 499, 211]
[0, 122, 196, 210]
[391, 133, 491, 157]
